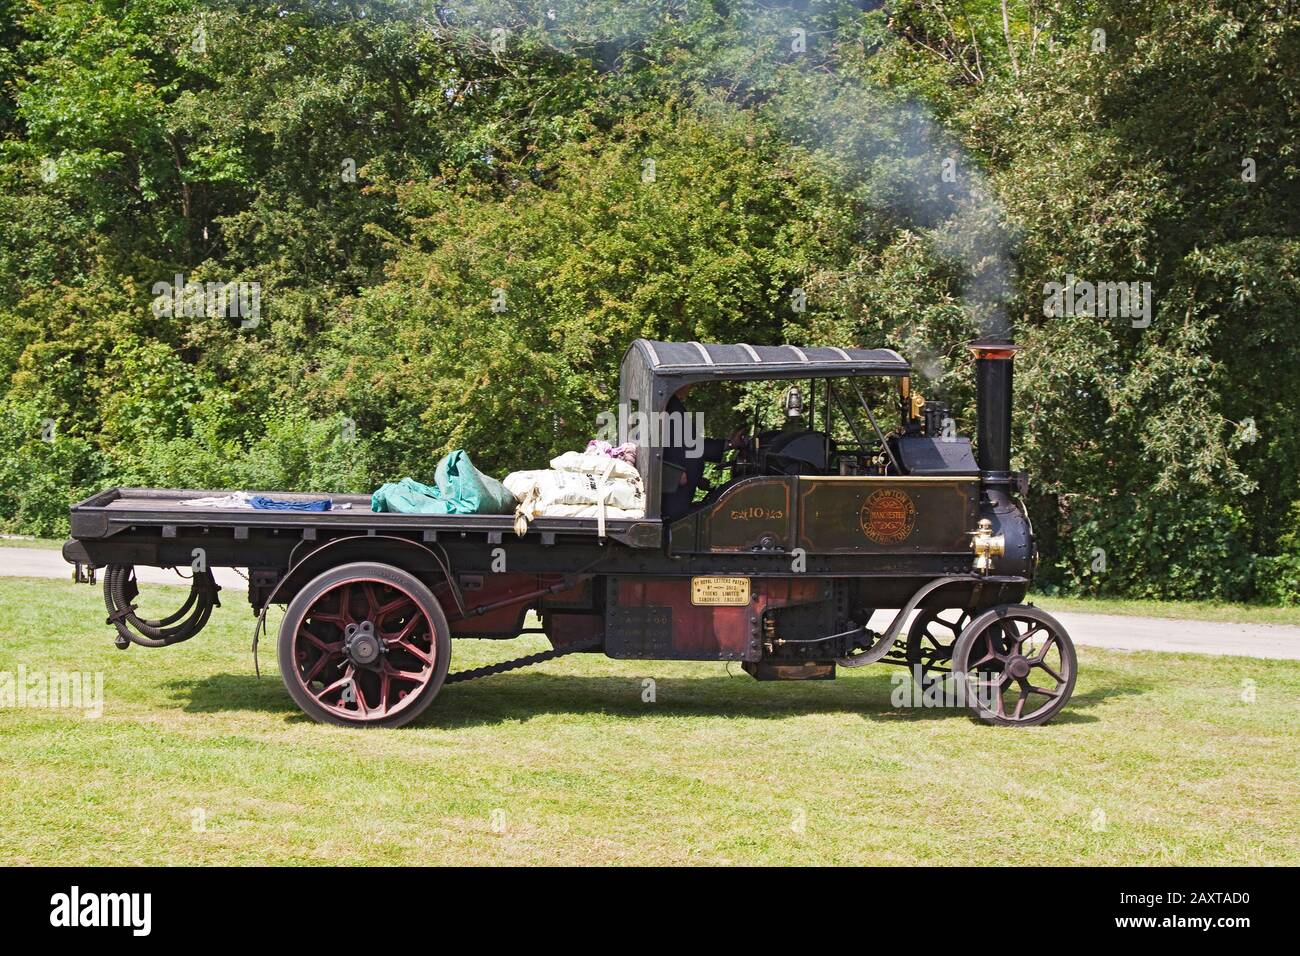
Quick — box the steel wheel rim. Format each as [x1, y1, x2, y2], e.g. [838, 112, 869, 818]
[964, 614, 1071, 722]
[290, 577, 437, 722]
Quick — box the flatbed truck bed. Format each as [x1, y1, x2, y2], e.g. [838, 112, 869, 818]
[63, 487, 662, 565]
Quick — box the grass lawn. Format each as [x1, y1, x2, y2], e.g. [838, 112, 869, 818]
[0, 536, 63, 550]
[0, 575, 1296, 866]
[1033, 594, 1300, 627]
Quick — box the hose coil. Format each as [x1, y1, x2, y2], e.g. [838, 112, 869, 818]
[102, 564, 221, 648]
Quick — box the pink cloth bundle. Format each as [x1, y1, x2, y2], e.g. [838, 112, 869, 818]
[585, 439, 637, 466]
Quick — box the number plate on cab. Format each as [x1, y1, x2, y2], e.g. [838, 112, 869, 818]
[690, 576, 751, 606]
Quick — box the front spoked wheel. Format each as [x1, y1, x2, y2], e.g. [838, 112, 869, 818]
[951, 605, 1077, 727]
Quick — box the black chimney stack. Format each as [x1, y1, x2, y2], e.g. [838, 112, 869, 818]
[967, 339, 1021, 485]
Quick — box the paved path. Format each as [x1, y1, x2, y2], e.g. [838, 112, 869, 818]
[3, 546, 1298, 660]
[1049, 611, 1299, 660]
[1, 546, 247, 590]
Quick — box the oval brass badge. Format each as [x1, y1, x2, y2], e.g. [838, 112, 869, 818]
[860, 489, 917, 543]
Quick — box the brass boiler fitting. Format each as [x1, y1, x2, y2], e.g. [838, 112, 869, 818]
[969, 518, 1005, 574]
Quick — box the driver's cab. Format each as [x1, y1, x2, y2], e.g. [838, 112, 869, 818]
[748, 384, 830, 476]
[615, 339, 979, 558]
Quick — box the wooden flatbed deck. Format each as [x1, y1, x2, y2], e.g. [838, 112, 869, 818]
[68, 487, 662, 550]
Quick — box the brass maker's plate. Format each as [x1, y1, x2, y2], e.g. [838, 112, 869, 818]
[691, 576, 751, 606]
[860, 488, 917, 543]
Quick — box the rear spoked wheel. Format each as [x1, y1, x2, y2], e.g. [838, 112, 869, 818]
[951, 605, 1076, 727]
[905, 607, 972, 689]
[278, 562, 451, 727]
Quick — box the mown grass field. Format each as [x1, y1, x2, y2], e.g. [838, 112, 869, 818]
[0, 575, 1296, 866]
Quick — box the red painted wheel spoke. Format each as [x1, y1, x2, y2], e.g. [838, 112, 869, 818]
[395, 639, 434, 665]
[383, 614, 425, 645]
[361, 582, 381, 618]
[382, 660, 430, 683]
[1006, 677, 1061, 721]
[318, 671, 353, 702]
[303, 652, 336, 684]
[299, 627, 342, 654]
[334, 584, 357, 625]
[376, 593, 415, 618]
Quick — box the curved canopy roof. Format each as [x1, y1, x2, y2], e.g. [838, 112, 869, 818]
[623, 339, 909, 379]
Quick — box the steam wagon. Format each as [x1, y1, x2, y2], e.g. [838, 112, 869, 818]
[63, 338, 1077, 727]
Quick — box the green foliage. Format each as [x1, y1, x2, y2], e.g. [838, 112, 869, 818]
[109, 406, 377, 495]
[320, 104, 855, 477]
[0, 0, 1297, 601]
[1053, 493, 1253, 601]
[1253, 502, 1300, 606]
[0, 397, 106, 536]
[1253, 556, 1300, 607]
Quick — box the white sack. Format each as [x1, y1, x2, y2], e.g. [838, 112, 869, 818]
[503, 461, 646, 538]
[504, 469, 644, 512]
[548, 451, 640, 482]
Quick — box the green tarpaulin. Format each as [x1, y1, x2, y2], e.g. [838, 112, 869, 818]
[371, 450, 517, 515]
